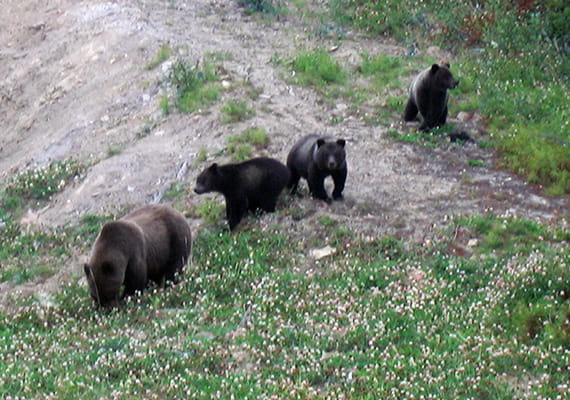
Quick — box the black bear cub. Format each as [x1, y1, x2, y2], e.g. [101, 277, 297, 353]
[287, 134, 347, 203]
[404, 63, 459, 131]
[84, 205, 192, 308]
[194, 157, 290, 231]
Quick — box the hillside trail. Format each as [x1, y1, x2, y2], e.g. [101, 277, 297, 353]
[0, 0, 567, 305]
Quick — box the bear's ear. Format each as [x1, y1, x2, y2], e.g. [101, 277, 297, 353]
[336, 139, 346, 148]
[430, 64, 440, 73]
[316, 139, 326, 148]
[209, 163, 219, 173]
[101, 261, 114, 275]
[444, 62, 451, 68]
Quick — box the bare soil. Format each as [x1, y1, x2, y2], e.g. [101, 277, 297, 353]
[1, 0, 567, 304]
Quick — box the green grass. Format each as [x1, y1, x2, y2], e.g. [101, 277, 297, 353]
[226, 127, 270, 161]
[191, 199, 225, 226]
[292, 48, 347, 89]
[168, 60, 220, 113]
[0, 214, 112, 284]
[1, 215, 568, 398]
[221, 100, 256, 123]
[3, 159, 84, 205]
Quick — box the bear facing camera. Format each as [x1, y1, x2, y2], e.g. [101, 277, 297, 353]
[84, 205, 192, 308]
[404, 63, 459, 131]
[287, 134, 347, 203]
[194, 157, 290, 231]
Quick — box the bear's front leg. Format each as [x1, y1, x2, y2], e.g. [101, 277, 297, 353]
[403, 98, 419, 122]
[419, 108, 440, 131]
[226, 196, 248, 231]
[308, 170, 330, 203]
[331, 168, 347, 201]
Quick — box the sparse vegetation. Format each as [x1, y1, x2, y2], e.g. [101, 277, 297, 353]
[106, 145, 122, 158]
[194, 147, 209, 167]
[226, 127, 270, 161]
[168, 60, 220, 113]
[146, 43, 172, 70]
[3, 159, 84, 212]
[221, 100, 256, 123]
[237, 0, 287, 15]
[159, 95, 171, 115]
[192, 199, 225, 226]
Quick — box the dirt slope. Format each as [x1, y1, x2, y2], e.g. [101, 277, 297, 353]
[0, 0, 567, 300]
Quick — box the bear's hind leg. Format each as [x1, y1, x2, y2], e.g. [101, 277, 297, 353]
[287, 170, 301, 195]
[259, 193, 279, 213]
[164, 232, 191, 284]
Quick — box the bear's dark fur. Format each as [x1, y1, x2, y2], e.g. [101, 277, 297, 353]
[84, 205, 192, 308]
[287, 134, 347, 202]
[404, 63, 459, 131]
[194, 157, 290, 231]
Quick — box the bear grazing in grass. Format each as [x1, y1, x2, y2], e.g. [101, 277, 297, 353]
[194, 157, 290, 231]
[84, 205, 192, 308]
[287, 134, 347, 203]
[404, 63, 459, 131]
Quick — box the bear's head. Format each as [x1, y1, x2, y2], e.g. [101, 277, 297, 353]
[315, 138, 346, 171]
[430, 63, 459, 90]
[84, 253, 126, 308]
[195, 163, 220, 194]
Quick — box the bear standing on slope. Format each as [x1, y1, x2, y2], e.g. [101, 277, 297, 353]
[287, 134, 347, 203]
[84, 205, 192, 308]
[404, 63, 459, 131]
[194, 157, 290, 231]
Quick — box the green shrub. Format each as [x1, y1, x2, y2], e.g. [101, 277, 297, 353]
[221, 100, 256, 123]
[169, 61, 220, 113]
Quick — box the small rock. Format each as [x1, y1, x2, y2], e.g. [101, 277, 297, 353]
[310, 245, 336, 260]
[467, 239, 479, 247]
[456, 111, 473, 122]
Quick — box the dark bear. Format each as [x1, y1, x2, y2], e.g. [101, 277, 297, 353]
[83, 205, 192, 308]
[194, 157, 290, 231]
[287, 134, 347, 203]
[404, 63, 459, 131]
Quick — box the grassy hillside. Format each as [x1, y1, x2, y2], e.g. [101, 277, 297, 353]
[1, 1, 569, 399]
[331, 0, 570, 195]
[1, 217, 569, 398]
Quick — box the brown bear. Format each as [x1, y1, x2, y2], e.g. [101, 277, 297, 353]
[84, 205, 192, 308]
[404, 63, 459, 131]
[286, 134, 347, 203]
[194, 157, 290, 231]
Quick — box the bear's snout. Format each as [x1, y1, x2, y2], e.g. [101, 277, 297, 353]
[450, 78, 459, 89]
